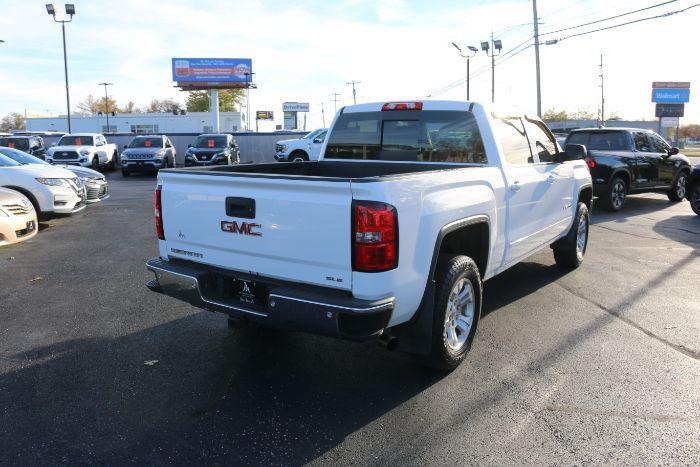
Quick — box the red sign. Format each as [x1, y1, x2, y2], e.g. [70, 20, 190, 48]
[652, 81, 690, 89]
[207, 139, 215, 148]
[7, 142, 14, 148]
[145, 140, 152, 147]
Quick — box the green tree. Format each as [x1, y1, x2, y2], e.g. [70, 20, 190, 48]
[543, 108, 569, 122]
[0, 112, 25, 132]
[186, 89, 244, 112]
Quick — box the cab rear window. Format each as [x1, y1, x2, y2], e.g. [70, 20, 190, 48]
[324, 111, 487, 163]
[567, 131, 630, 151]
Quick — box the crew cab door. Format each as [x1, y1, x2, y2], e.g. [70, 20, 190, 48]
[632, 132, 658, 187]
[523, 118, 574, 239]
[94, 135, 109, 163]
[647, 132, 676, 187]
[494, 117, 557, 263]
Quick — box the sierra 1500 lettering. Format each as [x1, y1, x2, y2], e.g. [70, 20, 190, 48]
[145, 100, 593, 371]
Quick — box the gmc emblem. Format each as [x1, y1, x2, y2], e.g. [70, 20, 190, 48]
[221, 221, 262, 236]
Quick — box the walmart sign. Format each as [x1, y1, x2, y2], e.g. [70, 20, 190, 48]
[651, 88, 690, 103]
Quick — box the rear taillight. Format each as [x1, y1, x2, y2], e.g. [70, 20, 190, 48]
[584, 156, 596, 169]
[155, 185, 164, 240]
[382, 102, 423, 111]
[352, 201, 398, 272]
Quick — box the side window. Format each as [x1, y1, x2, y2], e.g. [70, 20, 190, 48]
[649, 134, 669, 153]
[315, 130, 328, 143]
[165, 138, 172, 148]
[524, 119, 557, 163]
[96, 136, 105, 146]
[494, 118, 533, 165]
[633, 132, 652, 152]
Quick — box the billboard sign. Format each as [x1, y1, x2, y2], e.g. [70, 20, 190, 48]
[655, 103, 685, 117]
[282, 102, 310, 112]
[256, 111, 273, 120]
[651, 88, 690, 103]
[652, 81, 690, 89]
[172, 58, 252, 84]
[283, 111, 297, 130]
[660, 117, 679, 128]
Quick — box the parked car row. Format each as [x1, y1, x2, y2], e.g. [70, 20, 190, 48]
[0, 145, 109, 247]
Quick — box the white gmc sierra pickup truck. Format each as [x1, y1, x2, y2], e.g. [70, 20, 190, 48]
[146, 101, 593, 370]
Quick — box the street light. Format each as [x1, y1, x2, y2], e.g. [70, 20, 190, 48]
[451, 43, 478, 101]
[46, 4, 75, 133]
[482, 34, 502, 103]
[98, 82, 113, 133]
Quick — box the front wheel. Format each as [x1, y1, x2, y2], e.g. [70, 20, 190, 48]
[108, 153, 116, 170]
[553, 202, 589, 269]
[92, 156, 100, 170]
[667, 171, 688, 202]
[689, 181, 700, 216]
[426, 255, 482, 371]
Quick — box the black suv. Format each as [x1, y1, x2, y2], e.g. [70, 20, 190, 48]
[0, 135, 47, 159]
[564, 128, 691, 211]
[184, 133, 241, 167]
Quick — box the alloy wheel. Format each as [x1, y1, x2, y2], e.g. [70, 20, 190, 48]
[676, 174, 687, 199]
[611, 181, 625, 209]
[576, 213, 588, 260]
[443, 278, 475, 352]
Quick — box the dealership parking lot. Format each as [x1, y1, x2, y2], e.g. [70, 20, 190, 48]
[1, 173, 698, 464]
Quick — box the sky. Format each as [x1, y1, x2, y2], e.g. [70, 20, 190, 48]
[0, 0, 699, 130]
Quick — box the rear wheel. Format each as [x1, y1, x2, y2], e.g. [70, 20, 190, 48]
[604, 177, 626, 211]
[553, 202, 589, 269]
[108, 153, 117, 170]
[426, 255, 482, 371]
[667, 171, 688, 202]
[690, 182, 700, 216]
[92, 156, 100, 170]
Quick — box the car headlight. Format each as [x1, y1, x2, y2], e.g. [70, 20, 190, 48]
[35, 178, 71, 187]
[121, 154, 129, 160]
[279, 145, 288, 152]
[80, 149, 91, 156]
[0, 208, 8, 217]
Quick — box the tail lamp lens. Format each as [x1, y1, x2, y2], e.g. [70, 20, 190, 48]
[155, 185, 164, 240]
[381, 102, 423, 111]
[584, 156, 595, 169]
[352, 201, 398, 272]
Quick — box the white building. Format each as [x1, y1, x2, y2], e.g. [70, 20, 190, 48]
[26, 111, 245, 134]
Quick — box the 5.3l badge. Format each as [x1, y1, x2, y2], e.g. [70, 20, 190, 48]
[221, 220, 262, 236]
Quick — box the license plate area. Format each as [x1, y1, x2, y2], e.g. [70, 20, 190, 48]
[198, 272, 269, 309]
[27, 220, 36, 232]
[228, 277, 267, 306]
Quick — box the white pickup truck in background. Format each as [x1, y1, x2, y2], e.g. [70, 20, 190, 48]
[146, 100, 592, 370]
[274, 128, 328, 162]
[46, 133, 118, 170]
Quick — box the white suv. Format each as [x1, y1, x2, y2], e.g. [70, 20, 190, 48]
[0, 152, 86, 217]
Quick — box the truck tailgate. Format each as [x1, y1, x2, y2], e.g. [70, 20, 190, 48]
[159, 172, 353, 291]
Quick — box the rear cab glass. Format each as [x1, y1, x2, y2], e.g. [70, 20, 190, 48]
[324, 110, 487, 163]
[567, 131, 630, 151]
[0, 138, 29, 150]
[59, 135, 94, 146]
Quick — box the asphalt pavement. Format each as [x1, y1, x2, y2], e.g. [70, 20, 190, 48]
[1, 172, 698, 465]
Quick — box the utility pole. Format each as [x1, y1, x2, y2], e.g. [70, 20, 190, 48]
[599, 54, 605, 127]
[330, 92, 342, 113]
[532, 0, 542, 117]
[98, 82, 113, 133]
[321, 103, 326, 127]
[346, 81, 361, 104]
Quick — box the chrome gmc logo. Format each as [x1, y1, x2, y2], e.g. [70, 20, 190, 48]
[221, 221, 261, 236]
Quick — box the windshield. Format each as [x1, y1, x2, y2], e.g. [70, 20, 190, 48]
[0, 138, 30, 150]
[193, 135, 227, 149]
[58, 135, 94, 146]
[567, 131, 630, 151]
[301, 129, 323, 140]
[325, 111, 487, 163]
[129, 137, 163, 148]
[0, 153, 21, 167]
[0, 147, 47, 165]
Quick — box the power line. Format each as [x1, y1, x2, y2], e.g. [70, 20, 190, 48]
[556, 2, 699, 41]
[540, 0, 680, 36]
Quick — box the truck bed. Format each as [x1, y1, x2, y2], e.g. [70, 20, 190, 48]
[164, 160, 476, 181]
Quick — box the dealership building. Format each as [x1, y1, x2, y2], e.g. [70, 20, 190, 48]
[25, 111, 245, 134]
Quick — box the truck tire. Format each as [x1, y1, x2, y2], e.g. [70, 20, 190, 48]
[290, 151, 308, 162]
[603, 176, 626, 211]
[92, 156, 100, 170]
[427, 255, 482, 371]
[690, 181, 700, 216]
[553, 202, 589, 269]
[109, 152, 117, 170]
[667, 170, 687, 202]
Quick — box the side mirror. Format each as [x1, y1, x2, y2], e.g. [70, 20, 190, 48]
[123, 144, 128, 149]
[562, 144, 588, 162]
[313, 137, 323, 144]
[187, 144, 192, 148]
[668, 147, 679, 156]
[51, 142, 57, 146]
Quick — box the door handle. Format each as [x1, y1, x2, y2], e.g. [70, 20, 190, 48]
[510, 181, 521, 192]
[546, 175, 556, 184]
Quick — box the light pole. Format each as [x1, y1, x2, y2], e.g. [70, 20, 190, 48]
[243, 72, 255, 131]
[46, 4, 75, 133]
[481, 34, 502, 103]
[451, 43, 478, 101]
[98, 82, 113, 133]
